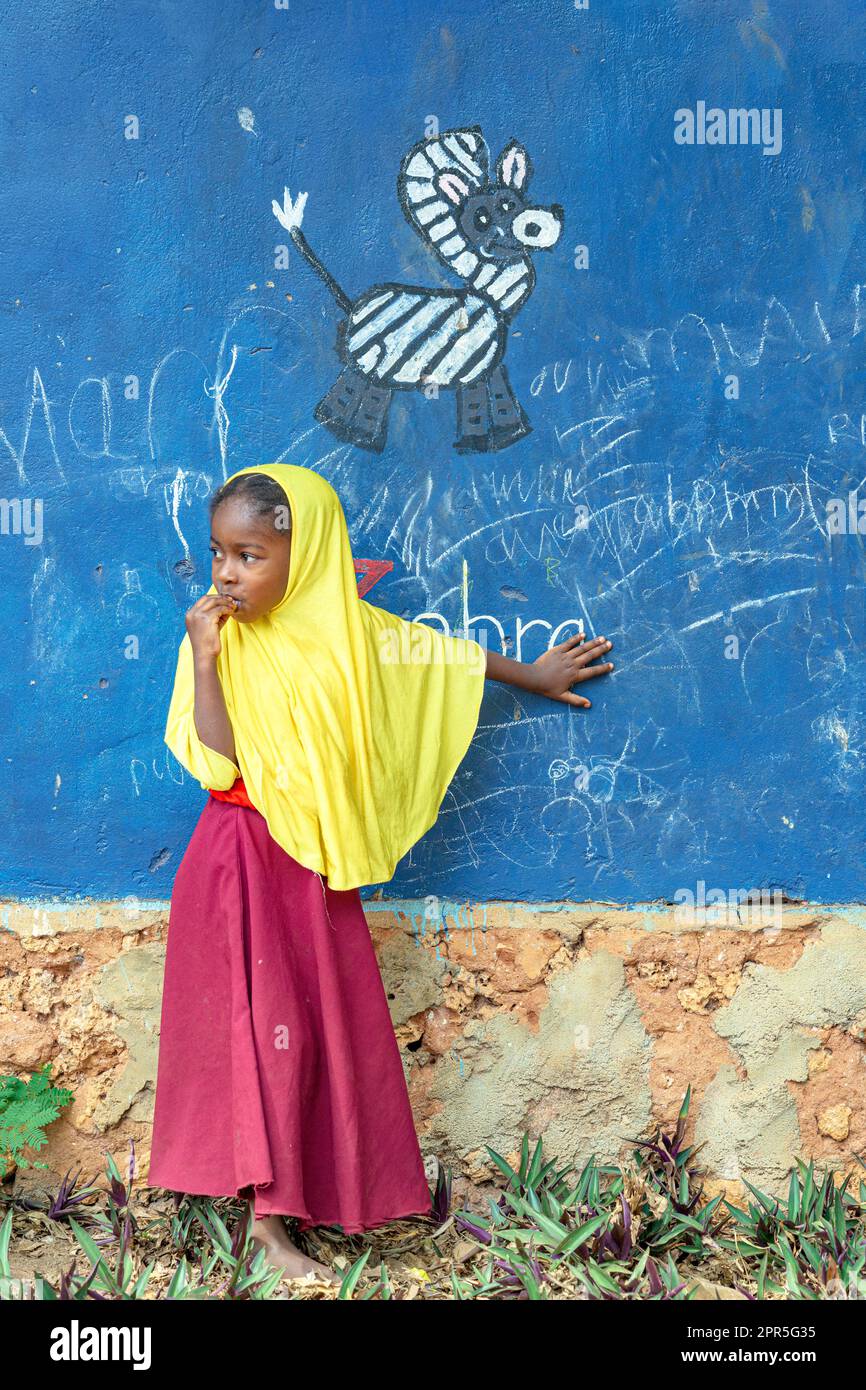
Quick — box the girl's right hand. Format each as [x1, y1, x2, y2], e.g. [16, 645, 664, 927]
[185, 593, 238, 662]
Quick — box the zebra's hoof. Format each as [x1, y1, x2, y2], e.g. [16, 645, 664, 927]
[452, 435, 490, 455]
[315, 411, 387, 455]
[486, 421, 532, 452]
[453, 423, 532, 454]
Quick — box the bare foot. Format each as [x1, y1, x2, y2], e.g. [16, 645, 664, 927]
[250, 1213, 341, 1286]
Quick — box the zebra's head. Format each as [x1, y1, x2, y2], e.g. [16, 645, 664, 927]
[399, 128, 563, 291]
[445, 142, 563, 262]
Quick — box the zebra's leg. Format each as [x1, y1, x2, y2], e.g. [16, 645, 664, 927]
[453, 379, 493, 454]
[484, 361, 532, 450]
[314, 365, 392, 454]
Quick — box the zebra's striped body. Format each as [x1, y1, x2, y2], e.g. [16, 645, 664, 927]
[340, 285, 505, 391]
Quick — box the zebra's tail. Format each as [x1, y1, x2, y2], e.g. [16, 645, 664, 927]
[289, 227, 353, 316]
[272, 187, 352, 316]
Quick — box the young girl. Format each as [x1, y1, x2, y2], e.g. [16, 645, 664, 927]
[147, 462, 614, 1283]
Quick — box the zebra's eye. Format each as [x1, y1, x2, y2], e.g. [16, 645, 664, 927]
[474, 207, 491, 230]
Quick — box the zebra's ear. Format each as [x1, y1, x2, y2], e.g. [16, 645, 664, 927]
[436, 170, 471, 207]
[496, 140, 533, 192]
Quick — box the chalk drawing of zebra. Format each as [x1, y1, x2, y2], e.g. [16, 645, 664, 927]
[272, 126, 564, 454]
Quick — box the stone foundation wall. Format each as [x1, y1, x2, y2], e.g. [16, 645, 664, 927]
[2, 898, 865, 1208]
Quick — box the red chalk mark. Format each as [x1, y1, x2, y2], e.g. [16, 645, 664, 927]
[354, 558, 393, 598]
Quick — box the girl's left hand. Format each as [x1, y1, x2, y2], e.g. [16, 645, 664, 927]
[531, 634, 614, 708]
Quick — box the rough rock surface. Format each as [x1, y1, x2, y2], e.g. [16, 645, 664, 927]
[2, 899, 864, 1209]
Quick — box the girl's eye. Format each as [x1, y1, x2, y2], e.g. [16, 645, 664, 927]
[210, 547, 256, 561]
[474, 207, 491, 230]
[499, 198, 513, 212]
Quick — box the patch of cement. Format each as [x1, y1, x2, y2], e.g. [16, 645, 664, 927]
[423, 950, 653, 1173]
[700, 921, 866, 1192]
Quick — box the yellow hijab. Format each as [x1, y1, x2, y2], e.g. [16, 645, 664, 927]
[164, 463, 487, 891]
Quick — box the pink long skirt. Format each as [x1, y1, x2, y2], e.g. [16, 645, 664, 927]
[146, 795, 432, 1232]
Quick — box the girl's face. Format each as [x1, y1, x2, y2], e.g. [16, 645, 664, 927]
[209, 496, 292, 623]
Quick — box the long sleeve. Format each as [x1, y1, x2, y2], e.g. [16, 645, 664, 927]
[164, 633, 241, 791]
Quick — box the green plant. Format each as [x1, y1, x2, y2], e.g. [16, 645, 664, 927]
[0, 1064, 73, 1177]
[454, 1139, 695, 1300]
[717, 1156, 866, 1298]
[621, 1085, 728, 1259]
[0, 1161, 293, 1301]
[451, 1092, 733, 1299]
[5, 1083, 864, 1301]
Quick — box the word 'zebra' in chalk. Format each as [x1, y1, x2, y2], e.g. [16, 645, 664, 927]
[272, 126, 564, 454]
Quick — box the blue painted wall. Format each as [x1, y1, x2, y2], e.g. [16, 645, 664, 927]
[3, 0, 865, 903]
